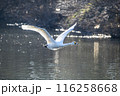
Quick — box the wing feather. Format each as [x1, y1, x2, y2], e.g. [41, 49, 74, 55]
[56, 23, 77, 43]
[21, 25, 55, 44]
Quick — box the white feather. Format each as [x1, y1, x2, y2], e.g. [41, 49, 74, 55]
[21, 23, 77, 50]
[21, 25, 55, 44]
[56, 23, 77, 43]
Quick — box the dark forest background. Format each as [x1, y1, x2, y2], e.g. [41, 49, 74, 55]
[0, 0, 120, 38]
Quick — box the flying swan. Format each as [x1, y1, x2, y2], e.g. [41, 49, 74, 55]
[21, 23, 77, 50]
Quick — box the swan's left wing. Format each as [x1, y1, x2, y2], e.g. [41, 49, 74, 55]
[56, 23, 77, 43]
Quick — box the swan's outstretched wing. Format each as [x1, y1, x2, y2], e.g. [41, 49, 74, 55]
[56, 23, 77, 43]
[21, 25, 55, 44]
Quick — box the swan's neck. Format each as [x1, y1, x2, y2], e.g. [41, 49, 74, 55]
[62, 42, 74, 47]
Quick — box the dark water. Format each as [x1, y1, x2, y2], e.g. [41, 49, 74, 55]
[0, 27, 120, 80]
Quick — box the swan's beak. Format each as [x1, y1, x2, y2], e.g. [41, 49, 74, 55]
[74, 41, 78, 45]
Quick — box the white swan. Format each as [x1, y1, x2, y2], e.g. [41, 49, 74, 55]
[21, 23, 77, 50]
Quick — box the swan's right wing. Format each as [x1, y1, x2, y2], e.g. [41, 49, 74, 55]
[21, 25, 55, 44]
[56, 23, 77, 43]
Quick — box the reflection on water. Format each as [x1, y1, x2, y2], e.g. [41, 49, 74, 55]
[94, 42, 99, 64]
[0, 27, 120, 80]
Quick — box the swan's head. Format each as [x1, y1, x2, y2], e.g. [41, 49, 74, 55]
[72, 41, 78, 45]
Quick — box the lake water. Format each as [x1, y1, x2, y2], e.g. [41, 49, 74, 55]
[0, 27, 120, 80]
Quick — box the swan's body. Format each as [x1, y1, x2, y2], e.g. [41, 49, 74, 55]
[21, 23, 77, 50]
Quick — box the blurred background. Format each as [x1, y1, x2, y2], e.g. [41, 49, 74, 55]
[0, 0, 120, 38]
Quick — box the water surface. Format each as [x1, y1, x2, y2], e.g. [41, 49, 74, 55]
[0, 27, 120, 80]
